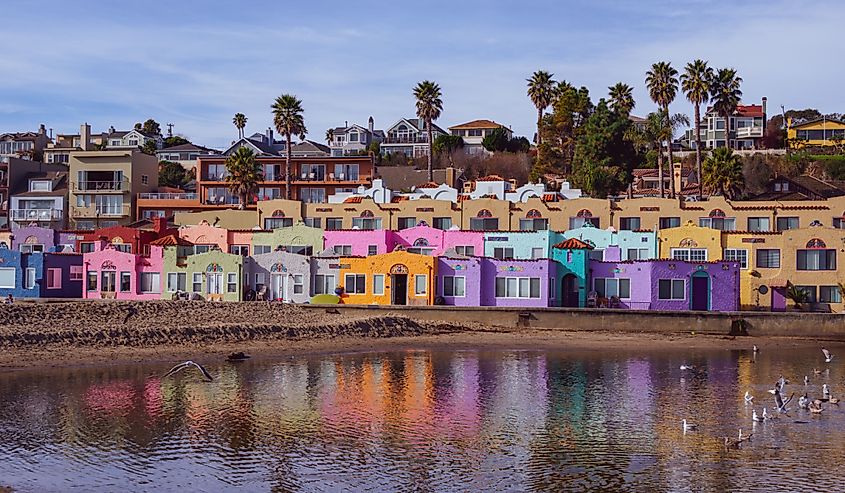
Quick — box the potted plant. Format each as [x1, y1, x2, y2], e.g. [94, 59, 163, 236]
[785, 282, 809, 311]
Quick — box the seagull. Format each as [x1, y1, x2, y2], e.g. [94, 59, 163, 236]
[814, 368, 823, 375]
[823, 384, 831, 399]
[762, 407, 770, 420]
[680, 364, 694, 371]
[804, 375, 810, 386]
[809, 401, 824, 414]
[799, 393, 810, 410]
[823, 348, 834, 363]
[774, 388, 794, 413]
[752, 345, 759, 354]
[752, 409, 764, 422]
[778, 376, 789, 391]
[744, 391, 754, 404]
[682, 419, 698, 433]
[162, 360, 213, 381]
[724, 430, 753, 449]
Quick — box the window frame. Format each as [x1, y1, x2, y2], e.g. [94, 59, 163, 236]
[442, 275, 466, 297]
[414, 274, 427, 296]
[658, 279, 686, 300]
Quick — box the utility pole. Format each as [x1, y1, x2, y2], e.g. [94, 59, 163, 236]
[166, 123, 174, 138]
[781, 105, 789, 156]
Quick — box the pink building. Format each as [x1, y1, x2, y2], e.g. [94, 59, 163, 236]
[323, 225, 483, 257]
[176, 222, 253, 255]
[82, 242, 164, 300]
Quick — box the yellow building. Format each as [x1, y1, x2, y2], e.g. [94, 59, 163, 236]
[338, 250, 435, 306]
[787, 117, 845, 148]
[657, 221, 723, 261]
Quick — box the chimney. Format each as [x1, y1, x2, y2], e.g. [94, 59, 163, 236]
[368, 116, 374, 134]
[762, 97, 768, 132]
[80, 123, 91, 151]
[153, 216, 168, 234]
[266, 127, 273, 144]
[38, 124, 46, 135]
[109, 125, 115, 134]
[345, 120, 348, 128]
[445, 167, 456, 188]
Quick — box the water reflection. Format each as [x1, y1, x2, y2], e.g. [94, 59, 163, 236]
[2, 347, 845, 491]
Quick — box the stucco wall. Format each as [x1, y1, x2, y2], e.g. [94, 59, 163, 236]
[435, 257, 482, 306]
[42, 253, 83, 298]
[245, 251, 311, 303]
[82, 245, 164, 300]
[483, 231, 556, 259]
[10, 226, 57, 252]
[482, 258, 556, 307]
[0, 249, 42, 298]
[323, 230, 390, 256]
[338, 251, 435, 306]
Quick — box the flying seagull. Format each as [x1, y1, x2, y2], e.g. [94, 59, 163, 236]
[774, 389, 794, 413]
[162, 361, 213, 381]
[822, 348, 834, 363]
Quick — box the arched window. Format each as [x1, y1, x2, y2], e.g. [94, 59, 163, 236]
[577, 209, 593, 218]
[413, 238, 429, 247]
[477, 209, 493, 218]
[206, 263, 223, 272]
[806, 238, 827, 249]
[271, 209, 285, 218]
[359, 210, 374, 218]
[526, 209, 542, 219]
[709, 209, 726, 218]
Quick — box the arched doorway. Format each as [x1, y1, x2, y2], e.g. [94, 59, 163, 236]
[690, 271, 710, 311]
[561, 274, 579, 307]
[390, 264, 409, 305]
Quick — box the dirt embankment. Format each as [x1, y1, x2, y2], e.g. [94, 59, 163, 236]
[0, 301, 483, 348]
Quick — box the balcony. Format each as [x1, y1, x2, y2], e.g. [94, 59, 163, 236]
[71, 204, 131, 218]
[10, 209, 63, 222]
[73, 178, 130, 192]
[138, 192, 198, 201]
[735, 126, 764, 139]
[202, 173, 229, 182]
[383, 135, 430, 144]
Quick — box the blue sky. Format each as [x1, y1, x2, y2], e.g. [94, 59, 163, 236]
[2, 0, 843, 149]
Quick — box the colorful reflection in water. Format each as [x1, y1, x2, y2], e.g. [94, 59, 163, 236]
[2, 348, 845, 491]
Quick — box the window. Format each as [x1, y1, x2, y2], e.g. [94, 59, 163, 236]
[20, 244, 44, 254]
[194, 245, 212, 254]
[588, 250, 604, 261]
[442, 276, 465, 297]
[626, 248, 649, 260]
[289, 274, 302, 294]
[519, 218, 548, 231]
[397, 217, 416, 230]
[352, 217, 382, 230]
[368, 245, 378, 256]
[493, 247, 515, 260]
[113, 244, 131, 253]
[723, 249, 748, 269]
[373, 274, 384, 295]
[658, 279, 685, 300]
[619, 217, 641, 231]
[326, 218, 343, 230]
[776, 217, 799, 231]
[120, 272, 131, 292]
[300, 188, 326, 203]
[569, 217, 600, 229]
[470, 217, 499, 231]
[699, 217, 736, 230]
[253, 245, 271, 255]
[226, 245, 248, 256]
[670, 248, 707, 262]
[433, 217, 452, 230]
[29, 180, 51, 192]
[659, 217, 680, 229]
[594, 278, 631, 299]
[314, 274, 336, 294]
[141, 175, 149, 185]
[414, 275, 427, 295]
[795, 286, 817, 303]
[531, 247, 544, 259]
[747, 217, 770, 232]
[333, 245, 353, 256]
[304, 217, 321, 228]
[167, 272, 186, 292]
[344, 274, 366, 294]
[192, 273, 202, 292]
[254, 273, 266, 290]
[128, 139, 139, 146]
[80, 242, 95, 253]
[22, 268, 35, 289]
[756, 249, 780, 268]
[140, 272, 161, 293]
[227, 273, 238, 293]
[820, 286, 842, 303]
[264, 218, 293, 229]
[44, 268, 60, 289]
[455, 245, 475, 256]
[797, 249, 836, 270]
[70, 266, 83, 281]
[495, 277, 541, 298]
[87, 271, 98, 291]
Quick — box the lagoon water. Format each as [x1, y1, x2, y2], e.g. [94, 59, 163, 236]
[2, 347, 845, 492]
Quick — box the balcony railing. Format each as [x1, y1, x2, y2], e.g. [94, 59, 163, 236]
[138, 192, 199, 201]
[10, 209, 63, 221]
[71, 204, 131, 218]
[73, 179, 129, 192]
[735, 126, 764, 139]
[202, 173, 229, 182]
[383, 135, 430, 144]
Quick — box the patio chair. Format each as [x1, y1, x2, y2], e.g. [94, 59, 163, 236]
[586, 291, 598, 308]
[609, 295, 621, 308]
[256, 285, 268, 301]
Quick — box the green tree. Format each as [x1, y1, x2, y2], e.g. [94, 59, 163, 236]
[271, 94, 307, 200]
[140, 140, 158, 155]
[702, 147, 744, 199]
[680, 59, 713, 197]
[527, 71, 556, 148]
[533, 84, 593, 180]
[164, 136, 190, 148]
[482, 127, 511, 152]
[710, 68, 743, 150]
[433, 134, 464, 167]
[135, 119, 161, 135]
[507, 136, 531, 153]
[626, 111, 690, 196]
[159, 160, 187, 188]
[608, 82, 635, 115]
[786, 283, 810, 310]
[645, 61, 679, 197]
[325, 128, 334, 145]
[233, 113, 247, 139]
[571, 100, 636, 198]
[225, 146, 263, 207]
[367, 140, 381, 156]
[413, 80, 444, 182]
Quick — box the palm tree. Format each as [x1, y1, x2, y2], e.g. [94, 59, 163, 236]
[325, 128, 334, 146]
[626, 111, 689, 197]
[702, 147, 744, 199]
[225, 146, 263, 208]
[608, 82, 635, 115]
[271, 94, 307, 200]
[710, 68, 743, 150]
[527, 71, 556, 149]
[233, 113, 247, 139]
[645, 62, 680, 197]
[413, 80, 444, 182]
[680, 60, 713, 197]
[786, 283, 810, 311]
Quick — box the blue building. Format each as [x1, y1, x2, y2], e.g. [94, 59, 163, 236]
[0, 246, 43, 298]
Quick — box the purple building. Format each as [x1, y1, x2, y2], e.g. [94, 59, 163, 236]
[482, 258, 558, 307]
[42, 253, 83, 298]
[436, 257, 482, 306]
[589, 259, 740, 311]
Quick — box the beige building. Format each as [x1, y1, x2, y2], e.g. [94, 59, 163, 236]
[69, 127, 158, 229]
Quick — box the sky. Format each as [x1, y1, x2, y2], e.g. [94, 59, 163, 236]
[2, 0, 843, 149]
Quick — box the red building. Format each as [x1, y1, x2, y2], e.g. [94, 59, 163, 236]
[75, 216, 175, 254]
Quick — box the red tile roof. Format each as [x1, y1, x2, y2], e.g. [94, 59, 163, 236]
[418, 182, 440, 188]
[149, 234, 194, 246]
[343, 196, 363, 204]
[552, 238, 594, 250]
[476, 175, 504, 182]
[736, 104, 764, 117]
[542, 193, 557, 202]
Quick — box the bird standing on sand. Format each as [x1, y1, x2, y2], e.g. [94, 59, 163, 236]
[744, 391, 754, 404]
[682, 419, 698, 433]
[823, 384, 831, 399]
[799, 393, 810, 410]
[822, 348, 834, 363]
[804, 375, 810, 386]
[162, 361, 214, 381]
[680, 364, 694, 371]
